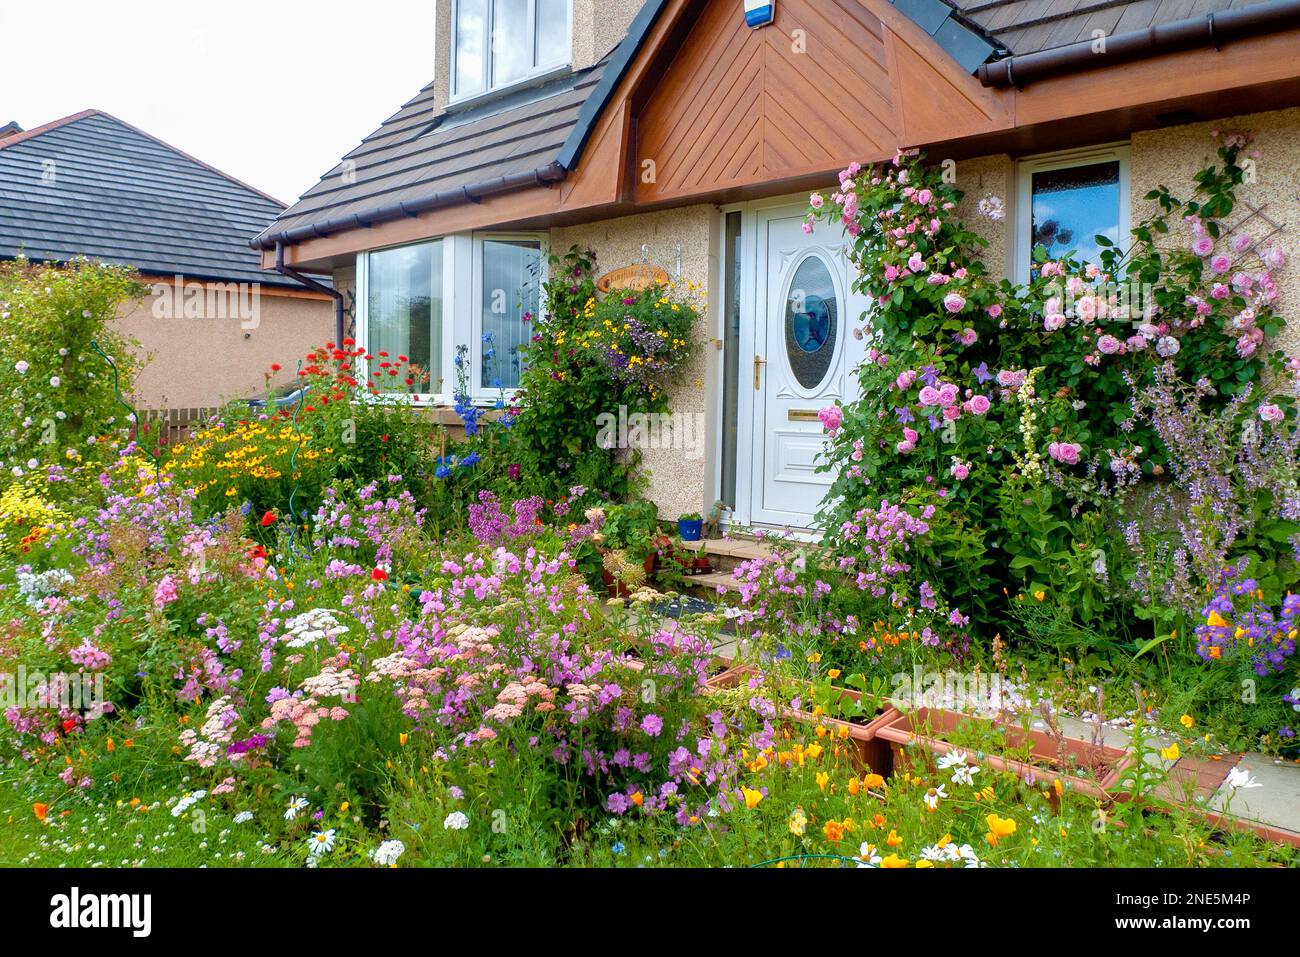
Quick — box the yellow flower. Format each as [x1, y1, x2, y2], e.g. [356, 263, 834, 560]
[985, 814, 1017, 846]
[742, 787, 764, 809]
[1207, 611, 1230, 628]
[828, 669, 842, 680]
[1160, 743, 1181, 762]
[816, 771, 829, 791]
[886, 829, 902, 847]
[1180, 714, 1194, 729]
[822, 819, 847, 842]
[863, 773, 885, 790]
[788, 808, 807, 836]
[881, 854, 909, 868]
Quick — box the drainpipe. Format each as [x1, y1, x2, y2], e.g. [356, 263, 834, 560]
[979, 0, 1300, 88]
[275, 241, 346, 346]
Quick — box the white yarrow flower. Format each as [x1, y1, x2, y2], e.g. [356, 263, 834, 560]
[372, 840, 406, 866]
[443, 811, 470, 831]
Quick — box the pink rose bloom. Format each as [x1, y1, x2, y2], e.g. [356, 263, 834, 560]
[1210, 255, 1232, 273]
[908, 253, 925, 272]
[1156, 336, 1181, 358]
[987, 303, 1003, 319]
[967, 394, 992, 416]
[1076, 296, 1098, 322]
[937, 383, 960, 408]
[951, 462, 970, 481]
[1231, 233, 1254, 253]
[942, 405, 961, 421]
[801, 222, 814, 235]
[1048, 442, 1082, 466]
[1097, 335, 1123, 355]
[884, 264, 900, 282]
[1126, 335, 1148, 352]
[1191, 236, 1215, 257]
[943, 292, 966, 314]
[917, 386, 942, 407]
[1263, 245, 1287, 270]
[810, 193, 824, 209]
[818, 406, 843, 434]
[927, 273, 948, 286]
[1044, 313, 1067, 332]
[1259, 403, 1284, 423]
[917, 188, 933, 205]
[895, 370, 917, 391]
[1210, 283, 1230, 300]
[897, 440, 915, 454]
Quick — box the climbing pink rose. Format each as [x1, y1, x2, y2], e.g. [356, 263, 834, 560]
[1191, 236, 1215, 257]
[818, 406, 843, 434]
[917, 386, 942, 407]
[967, 395, 991, 416]
[943, 292, 966, 314]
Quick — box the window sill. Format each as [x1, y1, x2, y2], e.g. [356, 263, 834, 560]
[447, 65, 574, 112]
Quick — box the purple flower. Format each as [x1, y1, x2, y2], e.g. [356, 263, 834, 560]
[641, 714, 664, 737]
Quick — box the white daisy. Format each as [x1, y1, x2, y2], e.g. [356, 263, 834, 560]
[284, 796, 309, 821]
[308, 829, 336, 857]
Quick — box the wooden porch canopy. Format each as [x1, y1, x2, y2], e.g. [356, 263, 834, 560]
[266, 0, 1300, 272]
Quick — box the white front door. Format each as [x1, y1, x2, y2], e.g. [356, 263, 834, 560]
[738, 202, 867, 529]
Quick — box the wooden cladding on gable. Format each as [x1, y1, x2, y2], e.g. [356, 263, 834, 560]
[631, 0, 1011, 205]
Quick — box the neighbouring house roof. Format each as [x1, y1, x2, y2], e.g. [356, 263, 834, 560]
[0, 110, 315, 288]
[0, 121, 21, 138]
[944, 0, 1276, 57]
[255, 58, 609, 249]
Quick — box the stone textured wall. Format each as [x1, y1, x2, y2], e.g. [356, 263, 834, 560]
[1132, 107, 1300, 358]
[954, 154, 1015, 282]
[551, 205, 719, 520]
[571, 0, 643, 69]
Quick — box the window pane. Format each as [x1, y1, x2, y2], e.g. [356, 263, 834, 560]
[492, 0, 530, 87]
[536, 0, 569, 69]
[785, 256, 838, 390]
[455, 0, 487, 96]
[368, 242, 442, 395]
[1031, 161, 1120, 265]
[480, 238, 541, 391]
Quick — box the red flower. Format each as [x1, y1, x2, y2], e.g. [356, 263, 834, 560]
[62, 720, 78, 734]
[270, 363, 282, 372]
[372, 568, 390, 582]
[261, 511, 278, 527]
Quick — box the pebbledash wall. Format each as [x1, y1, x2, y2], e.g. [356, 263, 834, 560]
[552, 205, 719, 520]
[115, 281, 335, 410]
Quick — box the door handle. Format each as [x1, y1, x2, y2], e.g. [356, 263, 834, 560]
[754, 355, 767, 391]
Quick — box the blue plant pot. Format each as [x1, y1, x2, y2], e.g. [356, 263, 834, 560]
[678, 519, 703, 542]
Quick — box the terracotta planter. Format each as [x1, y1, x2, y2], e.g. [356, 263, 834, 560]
[871, 707, 1133, 801]
[601, 554, 658, 598]
[704, 669, 896, 776]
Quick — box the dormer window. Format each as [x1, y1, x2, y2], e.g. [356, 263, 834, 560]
[452, 0, 571, 100]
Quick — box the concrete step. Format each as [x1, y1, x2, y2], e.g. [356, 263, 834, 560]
[689, 571, 740, 595]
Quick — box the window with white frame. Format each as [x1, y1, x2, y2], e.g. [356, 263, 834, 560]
[1016, 146, 1130, 281]
[366, 240, 444, 397]
[452, 0, 571, 100]
[359, 232, 545, 404]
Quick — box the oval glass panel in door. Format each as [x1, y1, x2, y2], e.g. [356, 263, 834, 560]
[784, 256, 838, 390]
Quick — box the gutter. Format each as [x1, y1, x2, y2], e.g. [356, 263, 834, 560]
[978, 0, 1300, 88]
[255, 163, 566, 251]
[276, 242, 346, 346]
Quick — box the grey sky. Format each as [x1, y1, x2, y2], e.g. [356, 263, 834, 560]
[0, 0, 438, 206]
